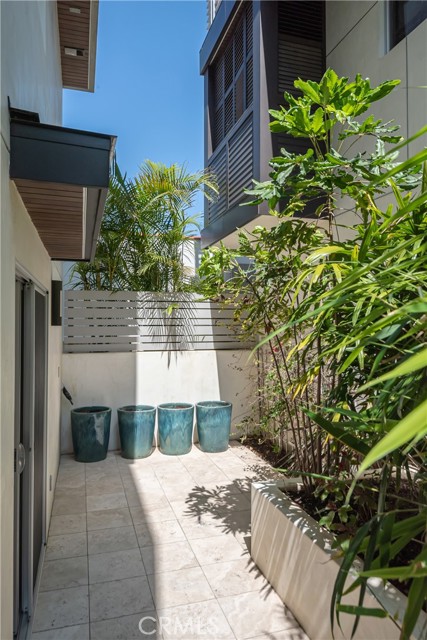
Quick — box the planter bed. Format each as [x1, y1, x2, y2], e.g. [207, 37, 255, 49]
[251, 481, 426, 640]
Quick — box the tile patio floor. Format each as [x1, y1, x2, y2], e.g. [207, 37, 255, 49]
[32, 443, 308, 640]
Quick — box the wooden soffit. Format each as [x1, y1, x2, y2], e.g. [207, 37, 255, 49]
[10, 117, 116, 261]
[57, 0, 99, 92]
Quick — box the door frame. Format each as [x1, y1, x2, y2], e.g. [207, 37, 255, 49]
[14, 266, 49, 638]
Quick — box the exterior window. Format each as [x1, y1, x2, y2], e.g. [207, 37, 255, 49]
[389, 0, 427, 49]
[211, 2, 253, 150]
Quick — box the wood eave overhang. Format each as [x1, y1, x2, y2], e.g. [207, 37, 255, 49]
[57, 0, 98, 92]
[10, 119, 116, 261]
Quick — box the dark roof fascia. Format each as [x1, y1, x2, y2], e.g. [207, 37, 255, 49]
[10, 120, 116, 188]
[200, 0, 238, 74]
[10, 118, 116, 261]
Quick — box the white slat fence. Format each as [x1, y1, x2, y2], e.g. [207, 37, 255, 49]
[63, 291, 253, 353]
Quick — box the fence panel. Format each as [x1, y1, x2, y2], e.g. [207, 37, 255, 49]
[63, 291, 252, 353]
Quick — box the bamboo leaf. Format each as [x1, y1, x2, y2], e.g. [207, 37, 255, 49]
[336, 605, 388, 618]
[359, 348, 427, 391]
[357, 399, 427, 476]
[305, 410, 371, 455]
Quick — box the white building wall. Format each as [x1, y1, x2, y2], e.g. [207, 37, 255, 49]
[0, 2, 63, 637]
[60, 350, 257, 453]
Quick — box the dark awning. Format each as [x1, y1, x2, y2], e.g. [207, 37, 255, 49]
[10, 116, 116, 261]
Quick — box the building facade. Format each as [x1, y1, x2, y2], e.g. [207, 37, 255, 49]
[200, 0, 427, 247]
[0, 2, 114, 637]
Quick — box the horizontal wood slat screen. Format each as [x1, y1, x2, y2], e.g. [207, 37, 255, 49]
[63, 291, 253, 353]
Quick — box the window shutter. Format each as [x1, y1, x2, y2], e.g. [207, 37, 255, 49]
[210, 2, 254, 151]
[277, 0, 324, 95]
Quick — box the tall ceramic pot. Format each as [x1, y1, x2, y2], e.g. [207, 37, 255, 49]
[71, 406, 111, 463]
[117, 405, 156, 459]
[196, 401, 232, 453]
[157, 403, 194, 455]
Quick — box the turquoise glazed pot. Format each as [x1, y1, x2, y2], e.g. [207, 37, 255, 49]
[118, 405, 156, 459]
[196, 401, 232, 453]
[157, 403, 194, 455]
[71, 406, 111, 463]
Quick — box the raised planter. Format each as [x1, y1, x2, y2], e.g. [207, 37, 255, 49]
[157, 403, 194, 455]
[196, 400, 232, 452]
[251, 481, 426, 640]
[117, 405, 156, 459]
[71, 406, 111, 463]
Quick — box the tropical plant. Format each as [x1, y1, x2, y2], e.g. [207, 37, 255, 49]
[198, 69, 427, 636]
[71, 160, 217, 292]
[199, 70, 421, 477]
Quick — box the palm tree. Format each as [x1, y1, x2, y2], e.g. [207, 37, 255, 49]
[71, 160, 217, 292]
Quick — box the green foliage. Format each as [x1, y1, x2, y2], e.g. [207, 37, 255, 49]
[199, 69, 427, 636]
[71, 160, 217, 292]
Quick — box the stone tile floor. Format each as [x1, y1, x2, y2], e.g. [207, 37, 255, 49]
[32, 443, 308, 640]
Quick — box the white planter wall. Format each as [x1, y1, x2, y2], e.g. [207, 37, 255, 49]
[61, 349, 256, 453]
[251, 482, 426, 640]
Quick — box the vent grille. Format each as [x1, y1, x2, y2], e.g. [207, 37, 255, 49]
[235, 72, 244, 121]
[228, 116, 253, 207]
[224, 92, 234, 135]
[214, 57, 224, 106]
[208, 115, 253, 222]
[278, 40, 324, 94]
[246, 1, 253, 51]
[277, 0, 324, 95]
[246, 55, 253, 106]
[224, 43, 234, 90]
[207, 146, 227, 223]
[214, 104, 224, 149]
[278, 0, 323, 42]
[235, 18, 244, 71]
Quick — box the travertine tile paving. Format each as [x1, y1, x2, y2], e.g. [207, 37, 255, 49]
[32, 443, 308, 639]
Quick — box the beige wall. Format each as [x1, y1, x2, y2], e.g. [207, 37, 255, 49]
[0, 2, 63, 637]
[61, 350, 257, 453]
[326, 1, 427, 232]
[326, 1, 427, 156]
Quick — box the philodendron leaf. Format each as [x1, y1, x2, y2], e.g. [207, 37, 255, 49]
[356, 398, 427, 476]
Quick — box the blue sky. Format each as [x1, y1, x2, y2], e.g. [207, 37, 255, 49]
[63, 0, 207, 220]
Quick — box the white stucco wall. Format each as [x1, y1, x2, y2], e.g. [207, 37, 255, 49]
[61, 350, 257, 454]
[0, 2, 63, 637]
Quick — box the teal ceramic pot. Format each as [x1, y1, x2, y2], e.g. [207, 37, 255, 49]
[196, 401, 232, 453]
[157, 403, 194, 455]
[118, 405, 156, 459]
[71, 406, 111, 463]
